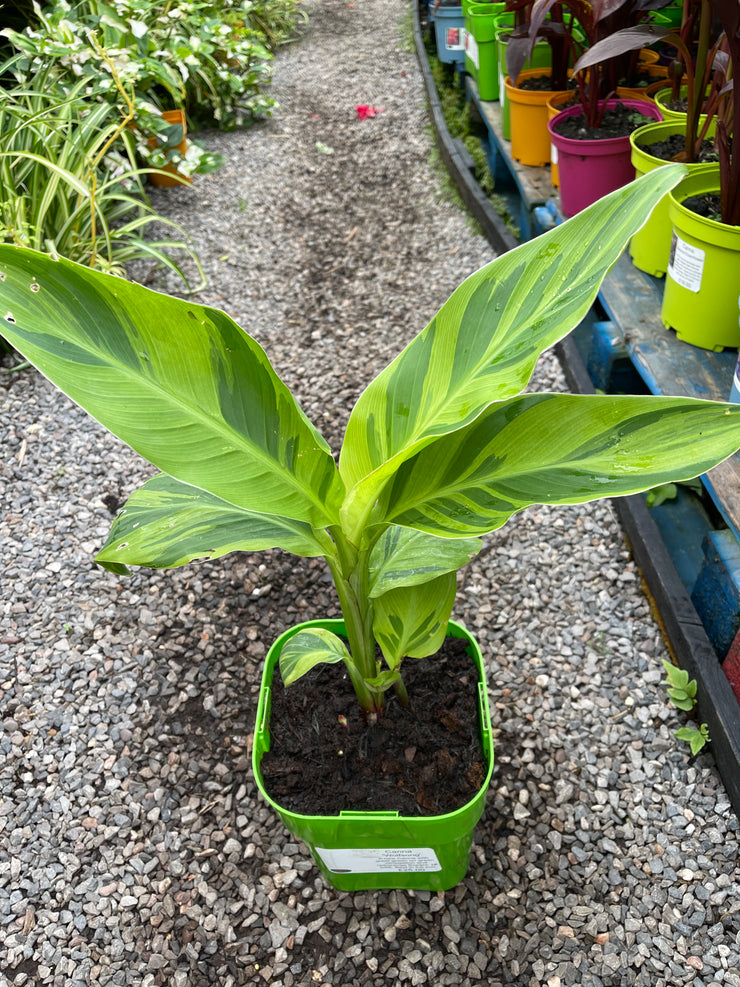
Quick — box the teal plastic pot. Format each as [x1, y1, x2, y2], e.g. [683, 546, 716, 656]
[629, 120, 715, 277]
[252, 619, 495, 892]
[661, 165, 740, 350]
[433, 4, 466, 65]
[465, 2, 505, 99]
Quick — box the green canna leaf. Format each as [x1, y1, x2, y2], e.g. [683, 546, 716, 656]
[372, 572, 457, 667]
[378, 394, 740, 537]
[95, 473, 330, 571]
[0, 247, 344, 528]
[339, 165, 689, 540]
[278, 628, 351, 687]
[367, 526, 481, 598]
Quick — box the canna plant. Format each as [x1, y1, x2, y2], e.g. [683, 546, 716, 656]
[506, 0, 676, 128]
[3, 166, 740, 718]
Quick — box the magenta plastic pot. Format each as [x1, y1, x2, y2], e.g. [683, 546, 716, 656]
[548, 99, 663, 216]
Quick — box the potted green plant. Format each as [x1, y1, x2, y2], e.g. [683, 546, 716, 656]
[626, 16, 728, 278]
[3, 166, 740, 891]
[595, 0, 727, 275]
[628, 115, 717, 274]
[533, 0, 670, 213]
[660, 0, 739, 347]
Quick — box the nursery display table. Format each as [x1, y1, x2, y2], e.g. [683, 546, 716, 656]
[414, 2, 740, 816]
[465, 77, 555, 241]
[467, 74, 740, 667]
[566, 256, 740, 819]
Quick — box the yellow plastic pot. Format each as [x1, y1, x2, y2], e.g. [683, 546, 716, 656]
[496, 28, 550, 139]
[653, 85, 705, 125]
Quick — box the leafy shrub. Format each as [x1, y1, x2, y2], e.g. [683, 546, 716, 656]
[0, 1, 304, 282]
[0, 60, 202, 283]
[1, 0, 303, 132]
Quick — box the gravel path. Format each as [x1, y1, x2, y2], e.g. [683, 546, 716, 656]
[2, 1, 740, 985]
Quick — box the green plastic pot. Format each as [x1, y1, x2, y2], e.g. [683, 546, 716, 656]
[252, 618, 495, 891]
[653, 85, 709, 126]
[465, 2, 506, 100]
[655, 1, 683, 28]
[629, 120, 716, 277]
[662, 166, 740, 350]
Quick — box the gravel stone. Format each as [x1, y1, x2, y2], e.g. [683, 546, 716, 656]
[2, 1, 740, 985]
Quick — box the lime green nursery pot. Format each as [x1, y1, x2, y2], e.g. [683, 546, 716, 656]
[252, 619, 495, 892]
[628, 119, 716, 278]
[662, 166, 740, 350]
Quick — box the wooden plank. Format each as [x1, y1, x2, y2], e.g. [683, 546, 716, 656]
[599, 256, 734, 400]
[599, 254, 740, 541]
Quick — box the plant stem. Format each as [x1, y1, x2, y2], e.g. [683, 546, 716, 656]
[85, 32, 136, 270]
[685, 0, 711, 159]
[325, 543, 381, 714]
[393, 677, 410, 707]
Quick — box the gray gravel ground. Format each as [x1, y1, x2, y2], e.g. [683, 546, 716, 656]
[2, 0, 740, 984]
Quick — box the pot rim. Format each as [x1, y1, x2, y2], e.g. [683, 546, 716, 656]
[668, 164, 740, 241]
[548, 98, 663, 150]
[252, 617, 496, 826]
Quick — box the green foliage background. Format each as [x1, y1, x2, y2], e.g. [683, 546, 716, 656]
[0, 1, 305, 279]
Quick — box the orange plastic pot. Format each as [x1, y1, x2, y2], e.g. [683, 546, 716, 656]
[637, 47, 660, 65]
[505, 68, 571, 167]
[148, 109, 191, 188]
[546, 90, 578, 187]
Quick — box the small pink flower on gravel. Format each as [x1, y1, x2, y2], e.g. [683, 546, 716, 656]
[356, 104, 384, 119]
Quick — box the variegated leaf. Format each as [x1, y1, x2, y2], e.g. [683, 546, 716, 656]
[279, 628, 351, 687]
[372, 572, 456, 667]
[380, 393, 740, 536]
[338, 166, 688, 539]
[94, 473, 330, 572]
[363, 668, 402, 692]
[367, 526, 481, 598]
[0, 246, 343, 527]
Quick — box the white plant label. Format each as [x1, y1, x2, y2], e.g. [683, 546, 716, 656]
[466, 32, 479, 71]
[316, 846, 442, 874]
[667, 234, 705, 293]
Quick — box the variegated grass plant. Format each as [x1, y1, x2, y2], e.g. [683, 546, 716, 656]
[0, 60, 202, 285]
[3, 165, 740, 716]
